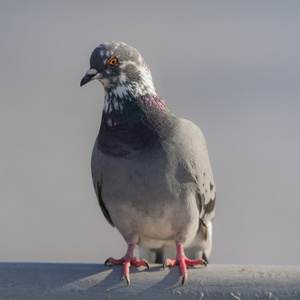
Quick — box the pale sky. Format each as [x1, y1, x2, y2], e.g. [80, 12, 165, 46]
[1, 1, 300, 265]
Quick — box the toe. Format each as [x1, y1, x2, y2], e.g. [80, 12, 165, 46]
[104, 257, 125, 265]
[184, 257, 207, 267]
[163, 258, 177, 268]
[131, 258, 149, 268]
[179, 257, 187, 280]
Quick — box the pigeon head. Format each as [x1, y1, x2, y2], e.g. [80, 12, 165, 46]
[80, 41, 156, 98]
[81, 41, 175, 156]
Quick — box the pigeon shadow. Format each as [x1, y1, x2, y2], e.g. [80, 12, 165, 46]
[49, 263, 205, 298]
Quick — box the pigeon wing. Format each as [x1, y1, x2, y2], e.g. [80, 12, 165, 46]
[188, 119, 216, 225]
[91, 138, 115, 227]
[174, 118, 216, 225]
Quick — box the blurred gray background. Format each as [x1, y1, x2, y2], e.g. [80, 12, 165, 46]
[1, 1, 299, 265]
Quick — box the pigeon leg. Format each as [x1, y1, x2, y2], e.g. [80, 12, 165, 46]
[163, 242, 207, 284]
[104, 243, 149, 285]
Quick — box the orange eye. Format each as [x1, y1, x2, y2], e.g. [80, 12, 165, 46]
[109, 58, 118, 66]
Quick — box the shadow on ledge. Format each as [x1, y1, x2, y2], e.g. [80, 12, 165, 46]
[0, 263, 300, 299]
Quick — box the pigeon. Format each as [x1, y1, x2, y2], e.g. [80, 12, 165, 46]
[80, 41, 216, 285]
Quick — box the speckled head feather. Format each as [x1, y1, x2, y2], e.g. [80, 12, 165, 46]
[81, 41, 175, 156]
[81, 41, 157, 98]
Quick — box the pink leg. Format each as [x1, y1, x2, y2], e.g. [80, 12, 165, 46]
[105, 243, 149, 285]
[163, 242, 207, 284]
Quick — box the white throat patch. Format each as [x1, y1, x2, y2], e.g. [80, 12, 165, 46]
[102, 64, 157, 114]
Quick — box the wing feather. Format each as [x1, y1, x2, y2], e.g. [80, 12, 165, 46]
[95, 180, 114, 227]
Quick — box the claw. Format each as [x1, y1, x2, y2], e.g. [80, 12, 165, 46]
[163, 260, 166, 270]
[104, 258, 110, 266]
[124, 274, 130, 285]
[203, 260, 208, 267]
[145, 261, 150, 270]
[182, 275, 186, 285]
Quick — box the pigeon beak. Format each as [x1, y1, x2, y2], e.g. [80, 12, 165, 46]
[80, 68, 99, 87]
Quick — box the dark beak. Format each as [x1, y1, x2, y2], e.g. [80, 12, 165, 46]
[80, 68, 98, 87]
[80, 75, 92, 87]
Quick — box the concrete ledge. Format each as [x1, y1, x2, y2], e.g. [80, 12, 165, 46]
[1, 263, 299, 299]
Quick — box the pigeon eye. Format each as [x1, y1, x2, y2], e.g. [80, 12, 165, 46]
[109, 58, 118, 66]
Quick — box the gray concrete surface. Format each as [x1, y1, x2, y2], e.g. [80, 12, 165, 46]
[0, 263, 299, 299]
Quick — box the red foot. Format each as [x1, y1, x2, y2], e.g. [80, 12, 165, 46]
[163, 243, 207, 284]
[104, 243, 149, 285]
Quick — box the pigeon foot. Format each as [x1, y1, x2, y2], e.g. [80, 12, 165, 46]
[104, 243, 149, 285]
[163, 242, 207, 284]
